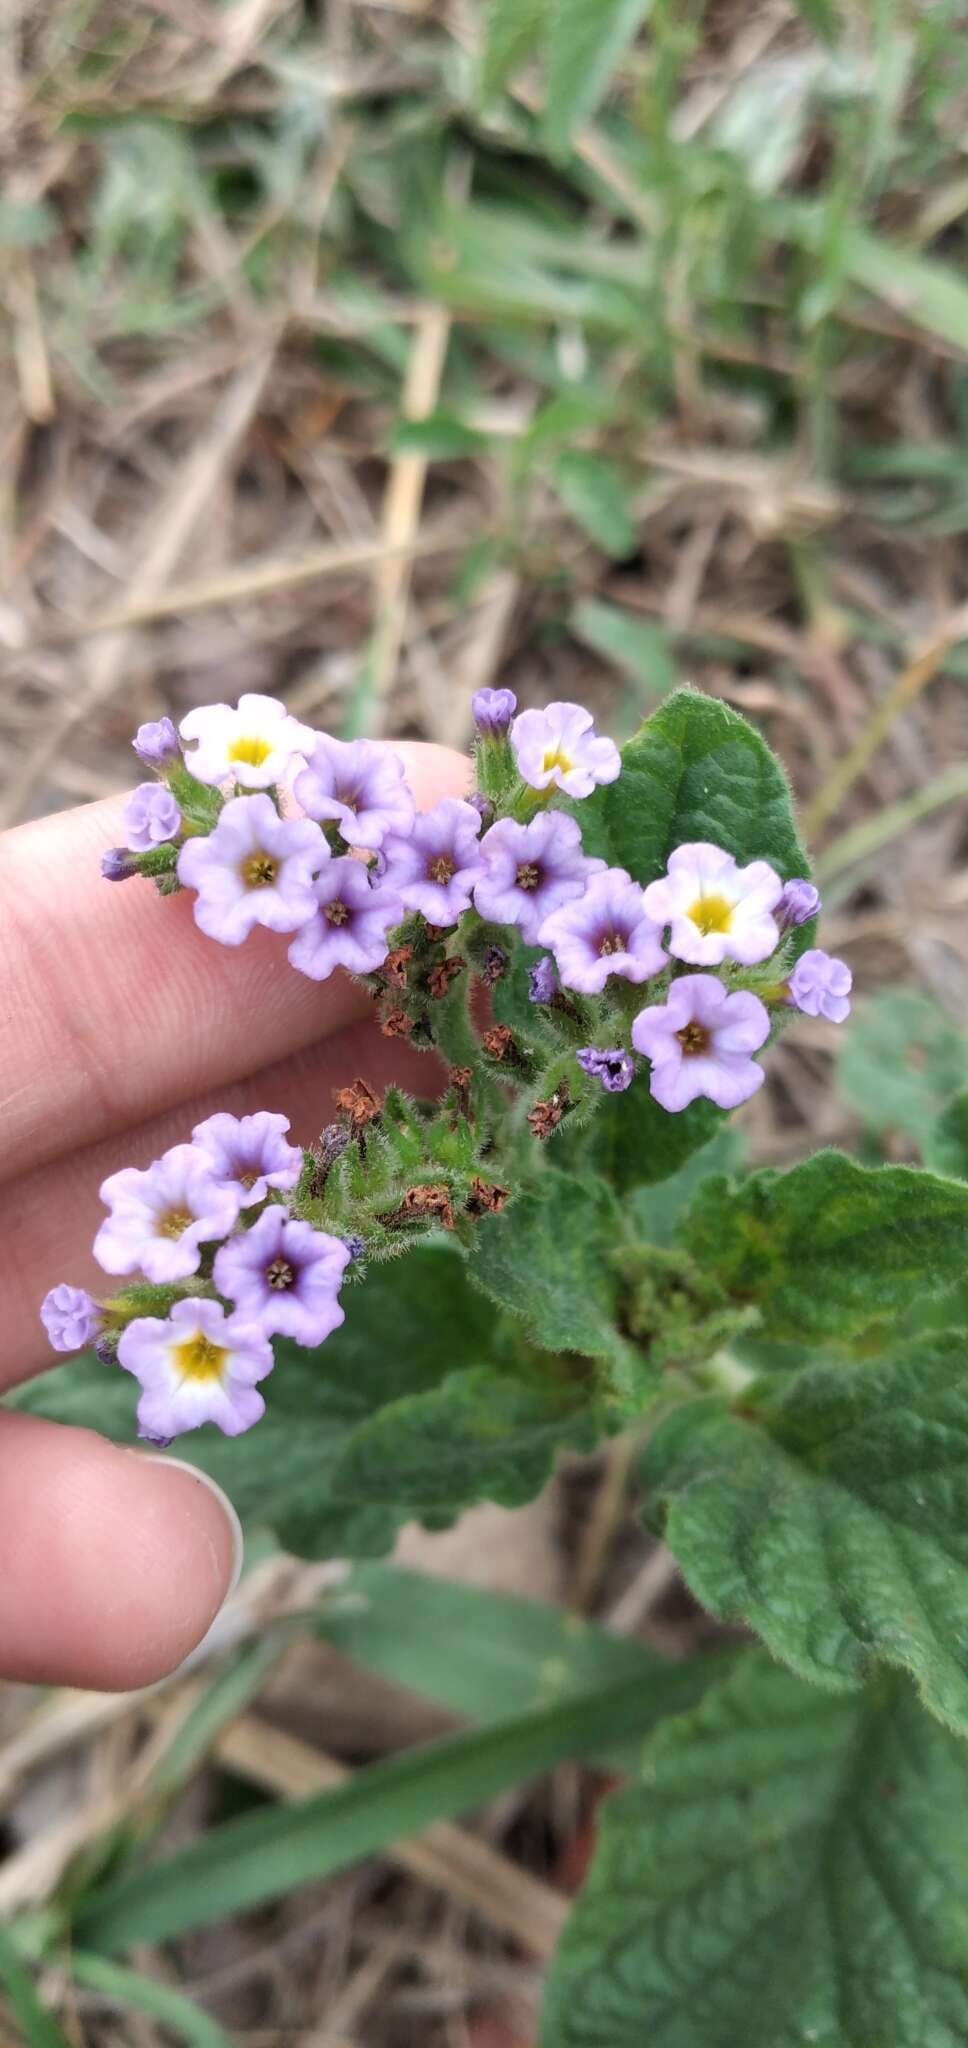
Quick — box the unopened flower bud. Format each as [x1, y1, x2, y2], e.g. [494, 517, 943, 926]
[133, 716, 180, 768]
[101, 846, 139, 882]
[473, 687, 517, 736]
[776, 878, 821, 932]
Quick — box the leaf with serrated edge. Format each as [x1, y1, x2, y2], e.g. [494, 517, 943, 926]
[542, 1650, 968, 2048]
[644, 1330, 968, 1732]
[467, 1174, 631, 1367]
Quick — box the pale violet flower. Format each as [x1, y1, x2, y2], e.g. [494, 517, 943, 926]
[294, 736, 416, 849]
[118, 1297, 274, 1442]
[179, 692, 316, 789]
[191, 1110, 303, 1206]
[94, 1144, 241, 1283]
[510, 700, 620, 799]
[40, 1285, 103, 1353]
[787, 948, 852, 1023]
[177, 794, 326, 945]
[631, 974, 770, 1113]
[576, 1046, 635, 1093]
[122, 782, 182, 852]
[473, 812, 604, 945]
[132, 717, 179, 768]
[288, 858, 403, 980]
[776, 878, 820, 932]
[473, 687, 517, 735]
[642, 842, 783, 967]
[214, 1207, 351, 1347]
[538, 867, 667, 994]
[380, 797, 484, 926]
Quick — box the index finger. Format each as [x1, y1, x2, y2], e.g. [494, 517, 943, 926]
[0, 742, 467, 1187]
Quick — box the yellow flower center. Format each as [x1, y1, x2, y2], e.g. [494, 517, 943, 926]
[541, 746, 574, 778]
[157, 1206, 193, 1239]
[242, 852, 278, 888]
[229, 734, 273, 768]
[687, 892, 734, 937]
[172, 1332, 228, 1382]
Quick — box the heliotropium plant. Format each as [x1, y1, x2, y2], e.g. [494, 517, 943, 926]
[21, 686, 968, 2042]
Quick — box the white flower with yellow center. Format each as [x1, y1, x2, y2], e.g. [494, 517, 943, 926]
[510, 701, 620, 799]
[117, 1297, 274, 1441]
[179, 693, 317, 789]
[642, 841, 783, 966]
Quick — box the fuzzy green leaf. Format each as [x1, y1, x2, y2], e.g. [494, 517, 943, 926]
[644, 1329, 968, 1732]
[467, 1174, 629, 1366]
[11, 1246, 509, 1558]
[928, 1088, 968, 1179]
[577, 689, 809, 888]
[542, 1651, 968, 2048]
[577, 1083, 723, 1193]
[683, 1149, 968, 1343]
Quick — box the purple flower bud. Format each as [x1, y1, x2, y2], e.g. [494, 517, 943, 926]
[469, 792, 496, 829]
[576, 1046, 635, 1093]
[529, 956, 560, 1004]
[95, 1334, 118, 1365]
[482, 944, 507, 987]
[123, 782, 183, 853]
[320, 1124, 350, 1167]
[41, 1285, 103, 1353]
[342, 1234, 365, 1262]
[102, 846, 139, 882]
[787, 948, 852, 1024]
[473, 687, 517, 736]
[133, 716, 180, 768]
[776, 878, 821, 932]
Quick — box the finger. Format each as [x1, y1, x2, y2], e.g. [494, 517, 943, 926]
[0, 742, 467, 1186]
[0, 1412, 241, 1687]
[1, 1011, 444, 1388]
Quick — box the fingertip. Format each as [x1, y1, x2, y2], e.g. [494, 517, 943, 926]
[391, 741, 473, 809]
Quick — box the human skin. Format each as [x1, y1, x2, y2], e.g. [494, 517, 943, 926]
[0, 741, 466, 1688]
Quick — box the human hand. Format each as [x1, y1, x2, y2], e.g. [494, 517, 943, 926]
[0, 741, 465, 1690]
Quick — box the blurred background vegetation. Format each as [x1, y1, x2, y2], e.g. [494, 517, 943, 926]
[3, 0, 968, 2040]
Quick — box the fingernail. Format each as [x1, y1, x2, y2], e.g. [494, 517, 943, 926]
[138, 1453, 245, 1602]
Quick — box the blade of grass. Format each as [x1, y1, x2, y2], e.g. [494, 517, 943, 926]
[70, 1954, 236, 2048]
[0, 1929, 70, 2048]
[75, 1670, 670, 1953]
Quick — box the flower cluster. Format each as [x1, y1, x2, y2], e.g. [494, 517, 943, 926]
[48, 686, 852, 1444]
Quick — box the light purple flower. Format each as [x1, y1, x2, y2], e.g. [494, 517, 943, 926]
[191, 1111, 303, 1206]
[538, 867, 667, 994]
[631, 975, 770, 1113]
[473, 687, 517, 735]
[529, 956, 559, 1004]
[180, 692, 316, 789]
[214, 1207, 351, 1347]
[642, 842, 783, 968]
[511, 700, 620, 799]
[576, 1046, 635, 1093]
[288, 858, 403, 980]
[473, 813, 605, 945]
[40, 1284, 103, 1353]
[122, 782, 182, 852]
[380, 797, 484, 926]
[294, 736, 416, 850]
[118, 1297, 274, 1442]
[94, 1144, 242, 1284]
[177, 794, 326, 946]
[777, 878, 821, 932]
[787, 948, 852, 1024]
[133, 716, 180, 768]
[102, 847, 139, 882]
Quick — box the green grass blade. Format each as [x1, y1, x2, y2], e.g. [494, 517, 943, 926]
[0, 1929, 70, 2048]
[76, 1673, 666, 1953]
[71, 1954, 236, 2048]
[777, 199, 968, 353]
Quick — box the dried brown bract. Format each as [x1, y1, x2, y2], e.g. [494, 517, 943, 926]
[528, 1084, 570, 1140]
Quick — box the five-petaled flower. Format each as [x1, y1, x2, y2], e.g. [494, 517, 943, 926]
[177, 794, 326, 945]
[511, 700, 620, 799]
[122, 782, 182, 852]
[214, 1208, 351, 1346]
[41, 1285, 103, 1353]
[180, 692, 316, 789]
[474, 813, 604, 945]
[381, 797, 484, 926]
[287, 858, 403, 979]
[643, 842, 783, 967]
[132, 716, 180, 769]
[631, 974, 770, 1112]
[94, 1144, 242, 1283]
[539, 867, 667, 994]
[787, 947, 852, 1023]
[295, 736, 416, 849]
[118, 1297, 274, 1442]
[192, 1111, 303, 1206]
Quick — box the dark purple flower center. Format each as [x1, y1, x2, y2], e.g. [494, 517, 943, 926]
[598, 926, 630, 957]
[677, 1021, 710, 1057]
[428, 854, 456, 884]
[243, 852, 278, 888]
[515, 861, 541, 891]
[336, 783, 361, 809]
[266, 1257, 296, 1290]
[325, 899, 350, 926]
[239, 1166, 260, 1190]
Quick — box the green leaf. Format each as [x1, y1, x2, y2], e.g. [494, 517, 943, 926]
[543, 0, 653, 157]
[70, 1955, 234, 2048]
[577, 689, 809, 888]
[0, 1929, 70, 2048]
[551, 449, 636, 557]
[929, 1088, 968, 1179]
[779, 200, 968, 357]
[575, 1083, 724, 1194]
[625, 1125, 744, 1243]
[329, 1363, 607, 1525]
[643, 1328, 968, 1731]
[389, 410, 492, 459]
[571, 599, 677, 702]
[12, 1246, 505, 1559]
[838, 989, 968, 1153]
[467, 1174, 628, 1365]
[75, 1669, 682, 1953]
[542, 1652, 968, 2048]
[682, 1150, 968, 1344]
[479, 0, 547, 100]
